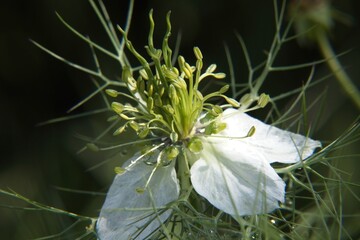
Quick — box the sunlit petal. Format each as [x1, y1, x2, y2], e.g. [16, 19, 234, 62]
[191, 139, 285, 216]
[190, 109, 321, 216]
[220, 108, 321, 163]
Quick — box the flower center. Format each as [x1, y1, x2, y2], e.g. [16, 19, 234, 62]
[107, 10, 229, 143]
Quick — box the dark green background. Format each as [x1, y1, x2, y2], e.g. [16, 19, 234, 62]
[1, 0, 359, 239]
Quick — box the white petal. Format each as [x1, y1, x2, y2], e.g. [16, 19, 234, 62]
[96, 151, 180, 240]
[220, 108, 321, 163]
[191, 139, 285, 216]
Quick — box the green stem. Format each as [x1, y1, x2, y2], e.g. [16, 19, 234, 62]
[316, 29, 360, 110]
[178, 150, 192, 199]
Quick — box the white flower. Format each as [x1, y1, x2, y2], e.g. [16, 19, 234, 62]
[96, 108, 321, 239]
[191, 108, 321, 216]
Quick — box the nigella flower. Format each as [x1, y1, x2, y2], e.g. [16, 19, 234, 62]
[96, 10, 321, 240]
[97, 108, 321, 239]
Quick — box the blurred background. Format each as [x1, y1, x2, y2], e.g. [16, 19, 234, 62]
[0, 0, 359, 239]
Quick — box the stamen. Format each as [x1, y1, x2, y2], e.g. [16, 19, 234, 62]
[125, 143, 166, 171]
